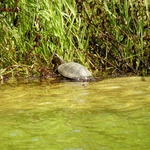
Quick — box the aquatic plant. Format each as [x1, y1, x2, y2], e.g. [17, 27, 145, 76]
[0, 0, 150, 82]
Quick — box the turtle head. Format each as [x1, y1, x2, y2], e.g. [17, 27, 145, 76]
[52, 53, 65, 73]
[53, 53, 65, 65]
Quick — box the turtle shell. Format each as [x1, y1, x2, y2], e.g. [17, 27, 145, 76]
[57, 62, 92, 81]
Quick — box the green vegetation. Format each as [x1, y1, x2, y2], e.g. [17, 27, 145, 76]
[0, 0, 150, 82]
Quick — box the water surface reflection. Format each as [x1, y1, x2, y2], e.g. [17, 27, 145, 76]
[0, 77, 150, 150]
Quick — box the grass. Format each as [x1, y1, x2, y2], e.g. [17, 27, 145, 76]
[0, 0, 150, 82]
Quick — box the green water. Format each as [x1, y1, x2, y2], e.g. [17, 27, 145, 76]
[0, 77, 150, 150]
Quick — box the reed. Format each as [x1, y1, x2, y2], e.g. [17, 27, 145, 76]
[0, 0, 150, 81]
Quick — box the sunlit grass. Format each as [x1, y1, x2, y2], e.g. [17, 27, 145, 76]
[0, 0, 150, 82]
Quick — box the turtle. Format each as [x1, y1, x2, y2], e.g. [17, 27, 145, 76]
[52, 53, 95, 81]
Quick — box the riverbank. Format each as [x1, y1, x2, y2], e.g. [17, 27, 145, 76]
[0, 0, 150, 81]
